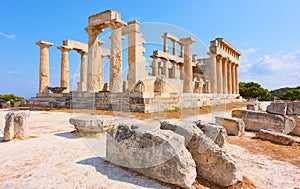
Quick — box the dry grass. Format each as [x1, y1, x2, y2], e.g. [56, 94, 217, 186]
[227, 135, 300, 169]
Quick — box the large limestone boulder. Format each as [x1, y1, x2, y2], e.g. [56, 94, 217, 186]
[69, 116, 118, 133]
[160, 120, 243, 187]
[291, 116, 300, 136]
[106, 122, 196, 189]
[215, 116, 245, 136]
[256, 129, 295, 145]
[236, 110, 295, 134]
[232, 109, 246, 119]
[194, 120, 227, 149]
[287, 101, 300, 116]
[266, 102, 287, 116]
[13, 112, 30, 139]
[4, 113, 15, 141]
[247, 104, 259, 111]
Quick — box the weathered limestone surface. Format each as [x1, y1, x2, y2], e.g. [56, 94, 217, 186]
[215, 116, 245, 136]
[232, 109, 246, 119]
[291, 116, 300, 136]
[256, 129, 295, 145]
[69, 116, 118, 133]
[247, 104, 259, 111]
[266, 102, 287, 116]
[14, 112, 29, 139]
[160, 120, 243, 187]
[4, 113, 14, 141]
[287, 101, 300, 116]
[106, 123, 196, 189]
[4, 112, 30, 141]
[241, 110, 295, 134]
[194, 120, 226, 149]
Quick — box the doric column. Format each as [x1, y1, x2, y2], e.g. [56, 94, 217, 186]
[216, 55, 223, 94]
[172, 40, 176, 56]
[171, 62, 178, 79]
[208, 53, 217, 93]
[162, 59, 169, 78]
[110, 23, 124, 93]
[85, 27, 102, 93]
[179, 64, 184, 80]
[158, 61, 162, 76]
[231, 63, 236, 94]
[57, 46, 71, 93]
[36, 41, 53, 94]
[222, 57, 228, 94]
[77, 50, 88, 92]
[97, 41, 105, 91]
[163, 33, 168, 53]
[227, 60, 232, 94]
[151, 56, 158, 76]
[180, 44, 184, 57]
[181, 37, 195, 93]
[235, 64, 239, 94]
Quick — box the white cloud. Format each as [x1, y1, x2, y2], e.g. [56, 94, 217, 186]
[0, 32, 15, 39]
[6, 70, 20, 74]
[239, 48, 259, 73]
[256, 50, 300, 72]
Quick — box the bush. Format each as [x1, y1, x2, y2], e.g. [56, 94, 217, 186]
[239, 82, 271, 101]
[0, 94, 25, 106]
[280, 90, 300, 101]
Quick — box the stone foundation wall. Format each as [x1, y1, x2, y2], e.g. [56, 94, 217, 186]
[28, 92, 241, 113]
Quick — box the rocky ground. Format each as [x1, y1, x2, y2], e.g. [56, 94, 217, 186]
[0, 103, 300, 189]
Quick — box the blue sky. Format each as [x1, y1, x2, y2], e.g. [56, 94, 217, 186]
[1, 0, 300, 99]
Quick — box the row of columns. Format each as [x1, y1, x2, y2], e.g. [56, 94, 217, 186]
[213, 54, 239, 94]
[36, 41, 89, 94]
[151, 57, 183, 79]
[163, 33, 183, 57]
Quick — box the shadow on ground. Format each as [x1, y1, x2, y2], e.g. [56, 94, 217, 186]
[54, 131, 80, 139]
[76, 157, 167, 188]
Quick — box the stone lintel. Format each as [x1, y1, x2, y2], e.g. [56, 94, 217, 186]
[63, 39, 88, 52]
[88, 10, 121, 26]
[35, 41, 53, 48]
[153, 50, 183, 63]
[163, 32, 181, 43]
[57, 45, 71, 51]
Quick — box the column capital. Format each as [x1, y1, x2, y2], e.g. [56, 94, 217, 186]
[109, 20, 127, 30]
[36, 41, 53, 48]
[76, 49, 87, 56]
[221, 57, 228, 64]
[57, 46, 71, 52]
[180, 37, 196, 45]
[85, 26, 103, 35]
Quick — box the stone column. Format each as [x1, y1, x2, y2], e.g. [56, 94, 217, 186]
[216, 55, 223, 94]
[179, 64, 183, 80]
[151, 56, 158, 76]
[85, 27, 102, 93]
[57, 46, 71, 93]
[235, 64, 239, 94]
[162, 59, 169, 78]
[158, 61, 162, 76]
[181, 37, 195, 93]
[222, 58, 228, 94]
[110, 23, 123, 93]
[77, 50, 88, 92]
[171, 62, 178, 79]
[172, 40, 176, 56]
[180, 44, 184, 57]
[208, 53, 217, 93]
[97, 41, 105, 91]
[163, 33, 168, 53]
[232, 63, 236, 94]
[36, 41, 53, 94]
[227, 62, 232, 94]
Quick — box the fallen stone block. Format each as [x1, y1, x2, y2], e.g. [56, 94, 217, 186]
[13, 112, 30, 139]
[256, 129, 295, 145]
[232, 109, 246, 119]
[69, 116, 118, 133]
[4, 113, 15, 141]
[291, 116, 300, 136]
[194, 120, 227, 149]
[160, 120, 243, 187]
[106, 122, 196, 189]
[266, 102, 287, 116]
[215, 116, 245, 136]
[247, 104, 259, 111]
[241, 110, 295, 134]
[287, 101, 300, 116]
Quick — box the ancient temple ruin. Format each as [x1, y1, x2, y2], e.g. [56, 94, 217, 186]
[29, 10, 242, 112]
